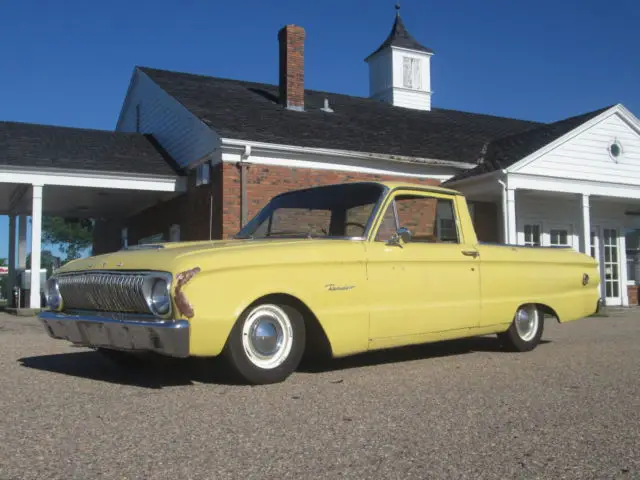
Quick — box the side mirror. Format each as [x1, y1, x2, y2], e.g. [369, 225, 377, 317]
[387, 227, 412, 247]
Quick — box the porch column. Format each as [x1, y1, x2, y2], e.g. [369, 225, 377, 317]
[18, 215, 27, 269]
[506, 188, 517, 244]
[29, 185, 43, 309]
[7, 215, 16, 305]
[582, 194, 591, 255]
[620, 234, 629, 307]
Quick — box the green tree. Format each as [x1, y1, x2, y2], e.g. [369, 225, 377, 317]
[26, 250, 61, 277]
[41, 217, 94, 263]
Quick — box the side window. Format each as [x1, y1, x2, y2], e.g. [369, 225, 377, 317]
[375, 194, 459, 244]
[523, 224, 541, 246]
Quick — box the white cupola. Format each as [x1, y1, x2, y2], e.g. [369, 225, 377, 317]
[364, 5, 434, 111]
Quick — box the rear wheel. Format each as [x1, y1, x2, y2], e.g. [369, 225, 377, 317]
[222, 301, 306, 385]
[498, 304, 544, 352]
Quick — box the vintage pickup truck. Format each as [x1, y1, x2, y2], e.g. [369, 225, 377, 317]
[40, 181, 601, 384]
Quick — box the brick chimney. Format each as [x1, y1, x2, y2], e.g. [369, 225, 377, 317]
[278, 24, 305, 111]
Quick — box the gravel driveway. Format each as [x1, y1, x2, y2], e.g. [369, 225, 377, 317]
[0, 311, 638, 479]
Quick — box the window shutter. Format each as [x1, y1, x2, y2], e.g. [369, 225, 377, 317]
[403, 57, 412, 88]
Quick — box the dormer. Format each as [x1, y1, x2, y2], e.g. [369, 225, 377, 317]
[365, 6, 434, 111]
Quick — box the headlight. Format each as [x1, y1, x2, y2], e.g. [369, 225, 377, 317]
[149, 278, 171, 316]
[44, 277, 62, 311]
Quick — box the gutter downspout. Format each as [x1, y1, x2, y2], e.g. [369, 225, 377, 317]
[497, 171, 508, 244]
[239, 145, 252, 228]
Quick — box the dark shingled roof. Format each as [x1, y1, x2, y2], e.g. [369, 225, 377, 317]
[365, 11, 434, 60]
[446, 105, 613, 183]
[139, 66, 541, 166]
[0, 121, 180, 176]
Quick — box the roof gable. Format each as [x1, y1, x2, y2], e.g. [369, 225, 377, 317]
[511, 106, 640, 185]
[445, 105, 614, 183]
[138, 66, 540, 166]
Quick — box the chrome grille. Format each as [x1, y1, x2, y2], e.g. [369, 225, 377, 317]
[57, 272, 150, 314]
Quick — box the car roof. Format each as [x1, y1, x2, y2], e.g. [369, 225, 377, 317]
[272, 180, 463, 199]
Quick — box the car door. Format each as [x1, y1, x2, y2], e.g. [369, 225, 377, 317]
[365, 189, 481, 341]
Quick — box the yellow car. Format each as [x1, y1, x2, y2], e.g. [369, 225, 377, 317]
[40, 181, 601, 384]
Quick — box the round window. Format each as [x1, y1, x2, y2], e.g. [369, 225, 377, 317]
[609, 142, 622, 158]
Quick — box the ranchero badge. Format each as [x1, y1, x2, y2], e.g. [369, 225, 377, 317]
[325, 284, 355, 292]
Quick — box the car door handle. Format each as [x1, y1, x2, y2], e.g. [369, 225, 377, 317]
[461, 250, 479, 258]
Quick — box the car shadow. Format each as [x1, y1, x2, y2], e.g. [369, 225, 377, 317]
[299, 336, 551, 373]
[18, 337, 551, 389]
[18, 350, 243, 389]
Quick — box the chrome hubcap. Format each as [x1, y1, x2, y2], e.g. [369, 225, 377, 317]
[251, 318, 282, 356]
[241, 304, 293, 369]
[515, 305, 539, 342]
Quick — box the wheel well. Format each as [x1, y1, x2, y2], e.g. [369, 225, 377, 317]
[534, 303, 560, 322]
[248, 293, 333, 359]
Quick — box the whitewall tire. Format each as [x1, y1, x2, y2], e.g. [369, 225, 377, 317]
[498, 304, 544, 352]
[223, 301, 306, 385]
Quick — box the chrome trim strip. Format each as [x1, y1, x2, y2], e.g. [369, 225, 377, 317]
[122, 244, 165, 251]
[38, 311, 190, 358]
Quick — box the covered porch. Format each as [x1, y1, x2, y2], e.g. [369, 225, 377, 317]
[0, 121, 185, 309]
[455, 171, 640, 307]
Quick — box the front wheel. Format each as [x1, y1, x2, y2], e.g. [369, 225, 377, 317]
[498, 304, 544, 352]
[222, 301, 306, 385]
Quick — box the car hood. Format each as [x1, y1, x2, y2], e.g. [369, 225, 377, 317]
[54, 238, 359, 275]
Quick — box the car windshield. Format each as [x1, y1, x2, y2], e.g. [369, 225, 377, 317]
[235, 183, 386, 239]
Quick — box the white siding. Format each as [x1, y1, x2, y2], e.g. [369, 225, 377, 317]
[116, 70, 219, 167]
[518, 112, 640, 185]
[366, 46, 432, 111]
[516, 193, 582, 249]
[367, 50, 392, 99]
[392, 88, 432, 111]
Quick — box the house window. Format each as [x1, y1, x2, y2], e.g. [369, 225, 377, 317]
[625, 228, 640, 285]
[524, 224, 541, 246]
[550, 229, 569, 246]
[196, 162, 211, 186]
[402, 57, 422, 90]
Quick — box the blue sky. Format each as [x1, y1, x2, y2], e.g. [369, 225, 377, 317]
[0, 0, 638, 261]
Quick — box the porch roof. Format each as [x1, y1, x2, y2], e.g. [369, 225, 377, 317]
[0, 121, 181, 177]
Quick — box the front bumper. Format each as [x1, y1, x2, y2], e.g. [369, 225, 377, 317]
[38, 311, 190, 358]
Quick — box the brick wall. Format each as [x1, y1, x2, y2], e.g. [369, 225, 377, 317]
[220, 162, 441, 238]
[123, 168, 222, 246]
[278, 25, 305, 110]
[93, 162, 502, 253]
